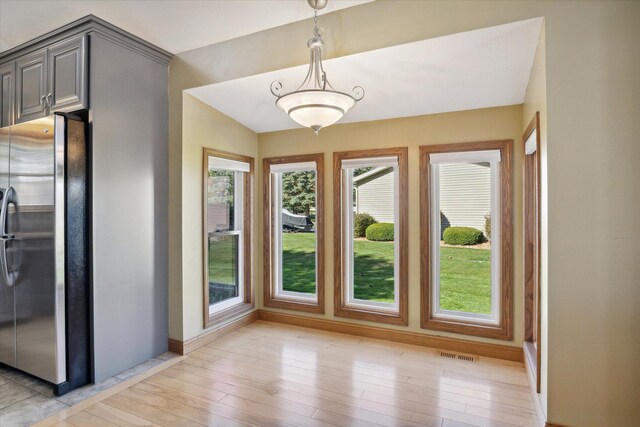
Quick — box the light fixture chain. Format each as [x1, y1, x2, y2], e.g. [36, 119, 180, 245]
[313, 8, 320, 37]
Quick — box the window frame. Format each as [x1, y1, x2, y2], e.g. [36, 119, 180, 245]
[263, 153, 325, 314]
[420, 140, 513, 340]
[203, 148, 254, 328]
[333, 148, 408, 326]
[523, 112, 542, 392]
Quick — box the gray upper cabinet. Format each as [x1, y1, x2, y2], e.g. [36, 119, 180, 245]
[0, 62, 15, 127]
[11, 34, 88, 124]
[47, 34, 87, 113]
[16, 49, 47, 123]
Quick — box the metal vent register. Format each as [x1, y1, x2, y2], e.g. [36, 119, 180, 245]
[438, 351, 479, 363]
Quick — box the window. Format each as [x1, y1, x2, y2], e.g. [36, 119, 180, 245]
[263, 154, 324, 313]
[203, 149, 254, 327]
[523, 112, 541, 391]
[420, 141, 512, 340]
[334, 148, 408, 326]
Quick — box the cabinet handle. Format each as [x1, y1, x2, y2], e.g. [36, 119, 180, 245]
[45, 93, 53, 110]
[40, 95, 47, 108]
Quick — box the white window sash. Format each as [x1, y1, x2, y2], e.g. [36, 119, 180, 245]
[208, 156, 250, 172]
[429, 150, 501, 164]
[525, 129, 537, 155]
[430, 155, 501, 325]
[270, 161, 316, 173]
[341, 156, 398, 169]
[270, 165, 318, 302]
[210, 169, 245, 314]
[342, 161, 399, 312]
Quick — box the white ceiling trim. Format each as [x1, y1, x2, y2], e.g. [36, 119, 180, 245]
[187, 18, 543, 134]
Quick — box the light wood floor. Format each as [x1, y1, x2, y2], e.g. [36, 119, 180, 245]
[42, 321, 539, 427]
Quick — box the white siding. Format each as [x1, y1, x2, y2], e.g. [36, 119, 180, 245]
[356, 164, 491, 233]
[356, 170, 395, 223]
[439, 162, 491, 234]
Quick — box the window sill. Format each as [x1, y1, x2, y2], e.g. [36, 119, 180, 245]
[335, 304, 407, 326]
[263, 297, 324, 314]
[206, 302, 255, 328]
[421, 315, 511, 340]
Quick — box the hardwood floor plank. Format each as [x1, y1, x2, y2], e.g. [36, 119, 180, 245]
[144, 372, 318, 417]
[310, 409, 384, 427]
[131, 376, 289, 427]
[121, 383, 247, 427]
[360, 390, 520, 427]
[173, 359, 367, 398]
[217, 394, 331, 427]
[84, 402, 161, 427]
[276, 389, 437, 427]
[465, 405, 539, 427]
[103, 394, 204, 427]
[161, 366, 281, 396]
[66, 411, 119, 427]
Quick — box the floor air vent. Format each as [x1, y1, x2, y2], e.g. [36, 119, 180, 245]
[438, 351, 478, 363]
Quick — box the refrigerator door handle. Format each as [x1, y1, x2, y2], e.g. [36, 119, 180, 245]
[0, 187, 18, 287]
[0, 240, 10, 287]
[0, 186, 15, 240]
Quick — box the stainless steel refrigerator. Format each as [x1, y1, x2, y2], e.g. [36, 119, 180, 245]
[0, 114, 90, 395]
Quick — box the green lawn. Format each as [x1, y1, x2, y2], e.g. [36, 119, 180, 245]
[208, 234, 237, 284]
[207, 232, 491, 313]
[282, 233, 317, 293]
[208, 234, 239, 304]
[280, 233, 491, 313]
[439, 246, 491, 314]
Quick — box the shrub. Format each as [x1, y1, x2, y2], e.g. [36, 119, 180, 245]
[354, 213, 377, 238]
[443, 226, 484, 246]
[366, 223, 394, 241]
[484, 214, 491, 240]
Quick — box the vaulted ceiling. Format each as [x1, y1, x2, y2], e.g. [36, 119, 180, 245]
[187, 18, 543, 133]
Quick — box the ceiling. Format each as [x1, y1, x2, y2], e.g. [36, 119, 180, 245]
[0, 0, 371, 54]
[187, 18, 543, 134]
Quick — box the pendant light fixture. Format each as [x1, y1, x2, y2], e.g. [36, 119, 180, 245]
[270, 0, 364, 134]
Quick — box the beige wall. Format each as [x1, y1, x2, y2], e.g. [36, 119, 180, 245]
[180, 94, 259, 341]
[522, 22, 548, 417]
[169, 1, 640, 425]
[542, 4, 640, 426]
[258, 106, 524, 347]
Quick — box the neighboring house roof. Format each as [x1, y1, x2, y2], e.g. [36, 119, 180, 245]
[353, 166, 393, 186]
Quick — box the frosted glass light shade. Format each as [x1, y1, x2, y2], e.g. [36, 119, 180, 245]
[276, 90, 357, 132]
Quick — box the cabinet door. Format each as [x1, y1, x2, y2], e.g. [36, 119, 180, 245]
[0, 62, 15, 127]
[48, 34, 88, 113]
[16, 49, 47, 123]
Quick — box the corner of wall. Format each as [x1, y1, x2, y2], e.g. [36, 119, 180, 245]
[522, 20, 547, 420]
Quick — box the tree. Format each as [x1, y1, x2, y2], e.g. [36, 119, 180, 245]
[353, 167, 373, 177]
[282, 171, 316, 216]
[207, 170, 234, 205]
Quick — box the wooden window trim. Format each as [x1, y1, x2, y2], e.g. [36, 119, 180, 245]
[523, 112, 542, 392]
[263, 153, 325, 314]
[333, 148, 408, 326]
[203, 148, 255, 328]
[419, 140, 513, 340]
